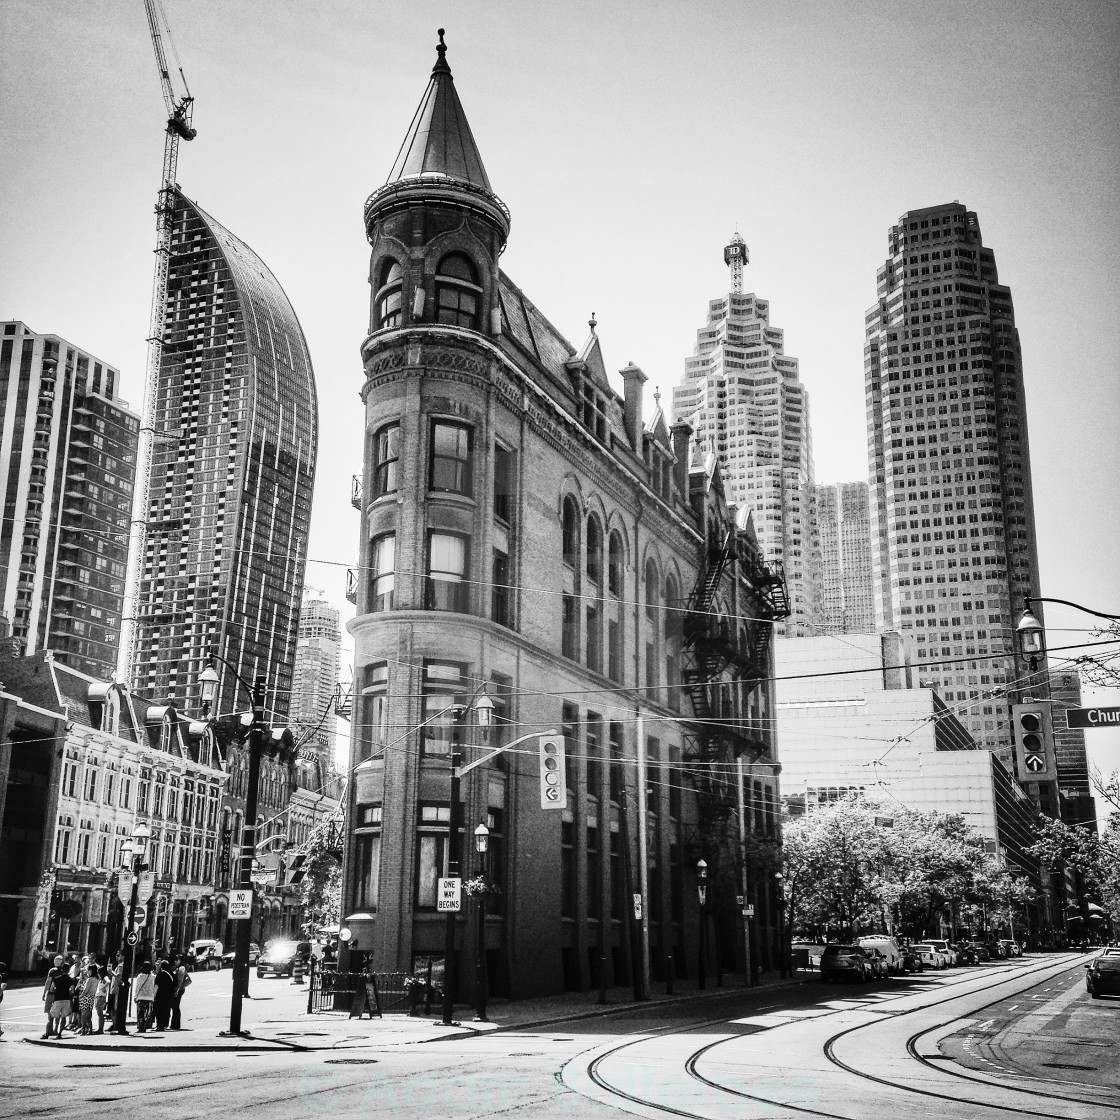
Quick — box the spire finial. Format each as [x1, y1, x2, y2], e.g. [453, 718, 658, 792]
[589, 312, 597, 333]
[433, 27, 451, 75]
[654, 387, 662, 407]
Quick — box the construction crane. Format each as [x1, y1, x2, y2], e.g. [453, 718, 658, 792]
[117, 0, 197, 685]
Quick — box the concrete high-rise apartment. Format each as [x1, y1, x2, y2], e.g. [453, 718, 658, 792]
[125, 191, 317, 722]
[815, 481, 874, 634]
[0, 322, 139, 678]
[673, 232, 819, 636]
[865, 203, 1045, 755]
[291, 590, 341, 763]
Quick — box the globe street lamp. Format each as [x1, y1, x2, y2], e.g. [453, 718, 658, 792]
[198, 651, 265, 1037]
[773, 871, 789, 979]
[696, 859, 708, 991]
[473, 822, 490, 1023]
[111, 821, 151, 1034]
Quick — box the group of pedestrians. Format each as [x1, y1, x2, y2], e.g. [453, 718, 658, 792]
[42, 951, 192, 1038]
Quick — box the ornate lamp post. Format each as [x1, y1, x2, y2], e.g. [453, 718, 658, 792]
[111, 822, 151, 1034]
[442, 685, 492, 1026]
[199, 652, 265, 1037]
[1016, 595, 1120, 671]
[696, 859, 708, 991]
[473, 822, 490, 1022]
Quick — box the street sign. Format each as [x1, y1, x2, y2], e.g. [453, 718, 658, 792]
[154, 876, 173, 894]
[126, 931, 139, 946]
[1065, 706, 1120, 730]
[1024, 753, 1046, 773]
[229, 889, 254, 920]
[436, 877, 461, 912]
[632, 893, 643, 921]
[744, 904, 755, 918]
[130, 905, 148, 929]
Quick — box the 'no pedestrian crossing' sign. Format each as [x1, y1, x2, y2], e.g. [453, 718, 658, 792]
[228, 889, 254, 920]
[437, 878, 461, 912]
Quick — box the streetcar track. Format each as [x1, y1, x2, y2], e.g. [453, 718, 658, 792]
[581, 954, 1108, 1120]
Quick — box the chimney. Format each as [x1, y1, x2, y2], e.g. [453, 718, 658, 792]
[670, 420, 693, 500]
[619, 362, 647, 449]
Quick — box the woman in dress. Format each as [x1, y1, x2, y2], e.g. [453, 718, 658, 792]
[78, 962, 99, 1034]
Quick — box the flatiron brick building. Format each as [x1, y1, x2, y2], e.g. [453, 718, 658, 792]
[343, 34, 790, 1000]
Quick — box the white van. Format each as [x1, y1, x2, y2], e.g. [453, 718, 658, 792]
[856, 935, 903, 973]
[189, 938, 223, 970]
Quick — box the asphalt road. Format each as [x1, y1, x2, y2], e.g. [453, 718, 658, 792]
[1, 954, 1114, 1119]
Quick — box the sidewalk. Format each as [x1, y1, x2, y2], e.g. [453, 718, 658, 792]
[19, 970, 806, 1054]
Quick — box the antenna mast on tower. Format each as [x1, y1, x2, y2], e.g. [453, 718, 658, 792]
[118, 1, 197, 684]
[724, 230, 748, 294]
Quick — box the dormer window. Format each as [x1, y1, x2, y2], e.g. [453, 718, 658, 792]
[376, 260, 404, 329]
[435, 253, 480, 329]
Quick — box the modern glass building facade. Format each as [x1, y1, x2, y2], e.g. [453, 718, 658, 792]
[864, 203, 1042, 754]
[128, 190, 317, 723]
[0, 321, 139, 678]
[815, 481, 874, 634]
[673, 234, 820, 637]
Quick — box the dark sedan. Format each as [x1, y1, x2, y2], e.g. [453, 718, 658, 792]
[1085, 955, 1120, 999]
[821, 944, 875, 983]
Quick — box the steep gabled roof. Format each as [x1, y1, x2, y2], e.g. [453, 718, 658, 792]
[386, 29, 493, 191]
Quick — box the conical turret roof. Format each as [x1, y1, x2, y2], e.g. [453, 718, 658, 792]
[386, 29, 493, 191]
[365, 29, 509, 247]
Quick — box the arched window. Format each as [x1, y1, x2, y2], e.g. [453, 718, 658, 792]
[562, 497, 580, 569]
[644, 559, 660, 691]
[586, 515, 602, 585]
[376, 259, 403, 329]
[608, 531, 624, 597]
[664, 575, 681, 710]
[435, 253, 481, 329]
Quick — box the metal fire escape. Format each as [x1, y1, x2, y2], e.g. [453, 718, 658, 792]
[680, 529, 790, 831]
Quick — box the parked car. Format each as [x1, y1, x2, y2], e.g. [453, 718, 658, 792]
[820, 944, 876, 983]
[188, 938, 223, 971]
[866, 948, 891, 979]
[998, 939, 1021, 958]
[955, 944, 980, 966]
[790, 941, 827, 970]
[1084, 955, 1120, 999]
[912, 942, 949, 970]
[256, 939, 312, 978]
[925, 939, 957, 966]
[220, 942, 261, 968]
[856, 935, 903, 974]
[900, 945, 925, 972]
[967, 941, 992, 962]
[983, 940, 1006, 959]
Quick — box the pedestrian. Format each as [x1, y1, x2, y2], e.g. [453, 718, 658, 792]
[131, 961, 156, 1032]
[153, 959, 175, 1030]
[45, 957, 74, 1039]
[107, 952, 124, 1024]
[93, 965, 110, 1034]
[41, 955, 64, 1038]
[67, 955, 82, 1031]
[0, 960, 7, 1039]
[170, 956, 192, 1030]
[78, 962, 99, 1035]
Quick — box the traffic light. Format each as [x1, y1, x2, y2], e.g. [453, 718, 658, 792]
[539, 734, 567, 810]
[1012, 702, 1056, 783]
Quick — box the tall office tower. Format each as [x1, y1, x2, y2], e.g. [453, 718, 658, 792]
[815, 482, 874, 634]
[865, 203, 1043, 754]
[1048, 669, 1095, 830]
[291, 590, 341, 764]
[673, 232, 820, 636]
[0, 322, 139, 677]
[127, 191, 317, 721]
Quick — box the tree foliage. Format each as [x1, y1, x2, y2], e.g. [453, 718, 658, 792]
[1024, 812, 1120, 924]
[296, 822, 342, 933]
[782, 799, 1035, 939]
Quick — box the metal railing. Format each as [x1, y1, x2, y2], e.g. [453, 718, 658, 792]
[306, 965, 431, 1015]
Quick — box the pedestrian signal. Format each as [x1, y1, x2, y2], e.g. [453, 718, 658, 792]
[539, 735, 567, 810]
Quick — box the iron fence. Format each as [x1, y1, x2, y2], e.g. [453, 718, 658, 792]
[307, 966, 431, 1015]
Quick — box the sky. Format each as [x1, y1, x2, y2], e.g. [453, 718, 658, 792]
[1, 0, 1118, 810]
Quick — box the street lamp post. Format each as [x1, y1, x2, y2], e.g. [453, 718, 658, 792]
[1016, 595, 1120, 671]
[199, 653, 266, 1037]
[442, 686, 493, 1027]
[111, 822, 151, 1034]
[473, 822, 490, 1023]
[696, 859, 708, 991]
[773, 872, 789, 979]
